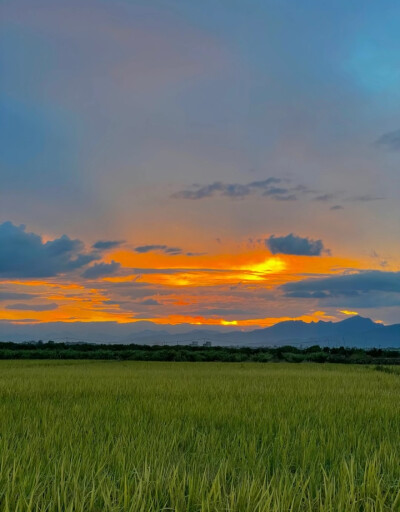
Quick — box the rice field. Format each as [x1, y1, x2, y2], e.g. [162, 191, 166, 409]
[0, 360, 399, 511]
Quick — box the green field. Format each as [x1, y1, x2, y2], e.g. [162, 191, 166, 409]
[0, 361, 399, 511]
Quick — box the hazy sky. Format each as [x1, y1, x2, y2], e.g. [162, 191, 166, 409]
[1, 0, 400, 329]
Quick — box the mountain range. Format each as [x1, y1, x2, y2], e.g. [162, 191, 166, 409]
[0, 316, 399, 348]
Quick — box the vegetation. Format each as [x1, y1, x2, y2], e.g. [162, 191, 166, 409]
[0, 340, 400, 364]
[0, 361, 400, 510]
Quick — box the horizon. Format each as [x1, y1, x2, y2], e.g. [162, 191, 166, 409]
[0, 314, 393, 337]
[1, 0, 400, 335]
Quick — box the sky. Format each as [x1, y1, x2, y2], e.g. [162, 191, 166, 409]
[1, 0, 400, 331]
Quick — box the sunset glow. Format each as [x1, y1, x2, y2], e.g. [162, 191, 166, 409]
[1, 0, 400, 339]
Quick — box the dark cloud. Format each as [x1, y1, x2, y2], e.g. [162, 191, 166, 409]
[314, 194, 335, 202]
[0, 292, 38, 301]
[0, 222, 98, 278]
[171, 178, 298, 201]
[132, 313, 161, 320]
[173, 180, 381, 207]
[102, 300, 124, 306]
[5, 303, 58, 311]
[248, 178, 281, 188]
[262, 187, 290, 197]
[201, 307, 250, 316]
[330, 205, 344, 210]
[375, 129, 400, 151]
[134, 245, 182, 255]
[266, 234, 326, 256]
[282, 271, 400, 309]
[281, 271, 400, 297]
[138, 299, 161, 306]
[272, 194, 298, 201]
[346, 195, 384, 202]
[92, 240, 125, 250]
[284, 291, 330, 299]
[100, 280, 171, 300]
[172, 182, 248, 199]
[82, 261, 121, 279]
[172, 178, 346, 203]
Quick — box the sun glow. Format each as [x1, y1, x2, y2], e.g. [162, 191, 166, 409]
[241, 257, 286, 274]
[0, 246, 380, 328]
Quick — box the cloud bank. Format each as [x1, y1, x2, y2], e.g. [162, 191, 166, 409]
[82, 261, 121, 279]
[266, 234, 326, 256]
[281, 270, 400, 306]
[0, 222, 98, 278]
[0, 292, 38, 301]
[134, 245, 183, 255]
[5, 303, 59, 311]
[171, 178, 301, 201]
[92, 240, 125, 250]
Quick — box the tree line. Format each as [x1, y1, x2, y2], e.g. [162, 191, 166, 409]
[0, 341, 399, 364]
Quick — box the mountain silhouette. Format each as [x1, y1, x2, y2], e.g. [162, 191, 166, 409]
[0, 316, 399, 348]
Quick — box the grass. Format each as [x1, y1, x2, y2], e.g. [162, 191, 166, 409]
[0, 361, 399, 511]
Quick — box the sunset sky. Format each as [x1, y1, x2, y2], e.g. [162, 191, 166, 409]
[1, 0, 400, 331]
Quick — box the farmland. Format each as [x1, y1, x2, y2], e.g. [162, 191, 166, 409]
[0, 361, 399, 511]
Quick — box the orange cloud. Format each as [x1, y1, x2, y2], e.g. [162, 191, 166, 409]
[0, 246, 380, 327]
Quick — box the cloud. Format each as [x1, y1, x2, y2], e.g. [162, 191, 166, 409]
[0, 292, 38, 301]
[346, 195, 384, 202]
[265, 190, 297, 201]
[248, 178, 282, 188]
[314, 194, 335, 202]
[282, 271, 400, 309]
[5, 303, 59, 311]
[102, 300, 124, 306]
[82, 261, 121, 279]
[134, 245, 182, 255]
[0, 222, 98, 278]
[171, 178, 298, 201]
[172, 179, 348, 203]
[375, 129, 400, 150]
[138, 299, 161, 306]
[200, 307, 250, 316]
[266, 234, 326, 256]
[172, 182, 249, 199]
[330, 205, 343, 210]
[172, 179, 381, 207]
[281, 271, 400, 297]
[99, 280, 170, 300]
[92, 240, 125, 250]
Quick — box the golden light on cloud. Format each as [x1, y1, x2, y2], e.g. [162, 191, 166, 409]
[240, 256, 286, 274]
[109, 248, 366, 288]
[236, 256, 287, 282]
[340, 310, 359, 316]
[0, 244, 382, 328]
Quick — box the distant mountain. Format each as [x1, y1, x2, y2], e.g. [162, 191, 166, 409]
[0, 316, 399, 348]
[334, 315, 379, 334]
[246, 316, 384, 347]
[0, 321, 230, 344]
[352, 323, 400, 347]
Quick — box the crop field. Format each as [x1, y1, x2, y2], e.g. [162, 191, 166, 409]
[0, 361, 399, 511]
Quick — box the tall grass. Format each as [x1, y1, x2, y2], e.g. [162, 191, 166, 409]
[0, 361, 399, 511]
